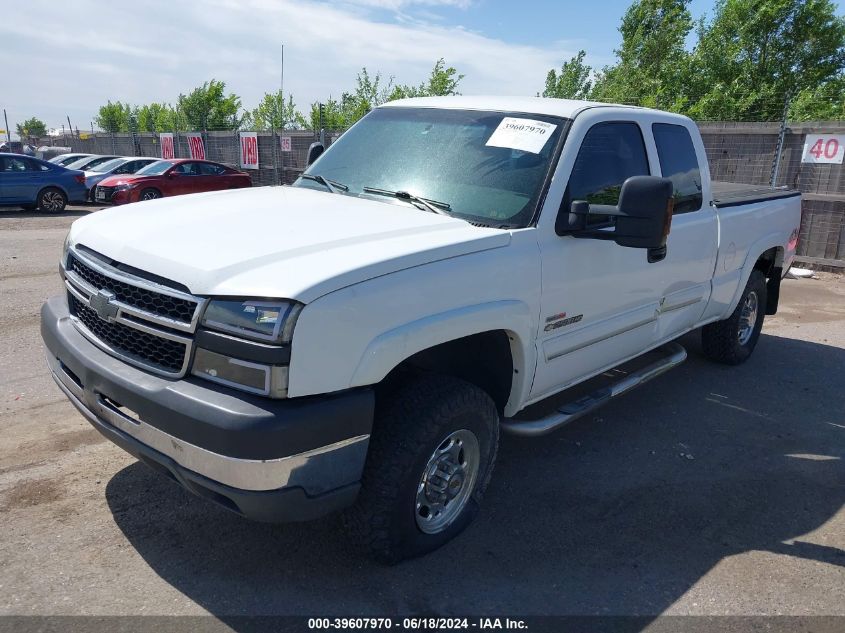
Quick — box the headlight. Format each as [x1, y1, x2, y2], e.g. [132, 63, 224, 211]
[201, 299, 302, 344]
[193, 299, 302, 398]
[115, 183, 136, 191]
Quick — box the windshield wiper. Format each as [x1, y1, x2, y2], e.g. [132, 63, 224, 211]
[300, 173, 348, 194]
[362, 187, 451, 216]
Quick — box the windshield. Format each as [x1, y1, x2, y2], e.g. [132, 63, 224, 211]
[90, 158, 125, 173]
[135, 160, 173, 175]
[293, 107, 568, 227]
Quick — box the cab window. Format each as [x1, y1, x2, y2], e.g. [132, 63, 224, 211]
[564, 121, 650, 226]
[652, 123, 703, 213]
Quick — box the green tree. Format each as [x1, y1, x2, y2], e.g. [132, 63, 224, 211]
[388, 58, 465, 101]
[95, 101, 131, 133]
[306, 68, 396, 129]
[789, 77, 845, 121]
[689, 0, 845, 121]
[246, 92, 304, 130]
[591, 0, 694, 110]
[136, 103, 180, 132]
[542, 50, 593, 99]
[177, 79, 242, 131]
[15, 117, 47, 139]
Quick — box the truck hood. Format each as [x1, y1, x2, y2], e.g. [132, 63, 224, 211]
[69, 186, 511, 302]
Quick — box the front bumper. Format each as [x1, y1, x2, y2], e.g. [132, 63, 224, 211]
[41, 295, 374, 522]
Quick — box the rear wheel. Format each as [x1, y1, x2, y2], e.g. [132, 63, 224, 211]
[37, 187, 67, 213]
[344, 374, 499, 564]
[140, 188, 161, 201]
[701, 269, 767, 365]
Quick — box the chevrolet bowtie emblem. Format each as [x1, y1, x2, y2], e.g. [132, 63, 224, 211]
[89, 289, 119, 321]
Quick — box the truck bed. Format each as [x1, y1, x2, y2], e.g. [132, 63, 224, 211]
[712, 181, 801, 208]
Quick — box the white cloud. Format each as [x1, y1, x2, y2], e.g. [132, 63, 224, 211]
[0, 0, 577, 131]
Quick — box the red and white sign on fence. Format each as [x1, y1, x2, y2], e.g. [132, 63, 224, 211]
[802, 134, 845, 164]
[280, 136, 292, 153]
[239, 132, 259, 170]
[160, 133, 175, 159]
[186, 133, 206, 160]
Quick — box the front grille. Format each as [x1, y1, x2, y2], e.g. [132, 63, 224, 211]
[68, 253, 196, 323]
[96, 185, 116, 200]
[70, 295, 187, 374]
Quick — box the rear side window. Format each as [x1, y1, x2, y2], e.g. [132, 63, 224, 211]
[565, 122, 650, 225]
[200, 162, 225, 175]
[2, 157, 39, 171]
[174, 162, 201, 175]
[652, 123, 702, 213]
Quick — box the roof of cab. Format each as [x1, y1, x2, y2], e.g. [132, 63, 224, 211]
[380, 95, 655, 119]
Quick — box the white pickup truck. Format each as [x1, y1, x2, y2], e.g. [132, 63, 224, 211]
[42, 97, 801, 562]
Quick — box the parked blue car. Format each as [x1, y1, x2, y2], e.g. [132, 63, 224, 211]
[0, 153, 87, 212]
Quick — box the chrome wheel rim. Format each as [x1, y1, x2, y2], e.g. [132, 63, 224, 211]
[141, 191, 158, 200]
[42, 191, 64, 211]
[415, 429, 480, 534]
[737, 290, 759, 346]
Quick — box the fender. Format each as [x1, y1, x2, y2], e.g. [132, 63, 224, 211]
[350, 300, 535, 415]
[726, 233, 785, 315]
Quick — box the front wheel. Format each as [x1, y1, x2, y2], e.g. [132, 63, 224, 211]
[344, 374, 499, 563]
[701, 269, 767, 365]
[37, 187, 67, 213]
[139, 188, 161, 201]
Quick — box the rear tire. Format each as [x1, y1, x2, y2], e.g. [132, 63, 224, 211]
[139, 188, 161, 201]
[344, 374, 499, 564]
[701, 269, 767, 365]
[37, 187, 67, 213]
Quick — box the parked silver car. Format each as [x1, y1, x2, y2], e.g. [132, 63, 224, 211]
[49, 153, 94, 167]
[63, 155, 121, 172]
[85, 157, 159, 201]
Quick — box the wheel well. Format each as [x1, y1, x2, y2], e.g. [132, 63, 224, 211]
[382, 331, 514, 413]
[37, 185, 65, 198]
[754, 247, 784, 315]
[754, 247, 782, 277]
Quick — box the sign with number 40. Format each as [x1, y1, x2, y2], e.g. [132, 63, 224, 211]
[802, 134, 845, 164]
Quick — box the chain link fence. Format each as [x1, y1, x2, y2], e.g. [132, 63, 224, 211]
[51, 129, 343, 187]
[700, 121, 845, 268]
[40, 116, 845, 268]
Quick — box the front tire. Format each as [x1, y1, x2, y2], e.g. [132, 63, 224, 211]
[701, 269, 767, 365]
[37, 187, 67, 213]
[139, 188, 161, 201]
[344, 374, 499, 564]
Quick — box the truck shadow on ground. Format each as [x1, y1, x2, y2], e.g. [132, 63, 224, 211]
[105, 332, 845, 621]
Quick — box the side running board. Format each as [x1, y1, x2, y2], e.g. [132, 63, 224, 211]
[501, 343, 687, 437]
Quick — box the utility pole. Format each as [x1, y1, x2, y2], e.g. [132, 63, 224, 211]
[770, 92, 792, 188]
[3, 109, 10, 144]
[66, 115, 74, 138]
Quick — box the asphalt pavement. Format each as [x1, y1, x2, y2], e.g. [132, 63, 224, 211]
[1, 205, 843, 622]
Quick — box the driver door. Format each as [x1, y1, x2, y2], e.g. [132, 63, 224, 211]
[531, 119, 664, 400]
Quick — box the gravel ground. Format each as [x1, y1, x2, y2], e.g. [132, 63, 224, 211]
[0, 205, 843, 618]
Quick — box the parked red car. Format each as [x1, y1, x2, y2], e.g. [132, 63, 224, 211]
[94, 159, 251, 205]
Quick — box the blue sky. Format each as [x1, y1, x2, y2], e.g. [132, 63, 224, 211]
[0, 0, 839, 136]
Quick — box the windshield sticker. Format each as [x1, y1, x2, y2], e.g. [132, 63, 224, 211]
[485, 117, 557, 154]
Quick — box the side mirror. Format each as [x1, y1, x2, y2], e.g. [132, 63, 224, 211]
[168, 171, 178, 178]
[306, 142, 324, 167]
[559, 176, 674, 259]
